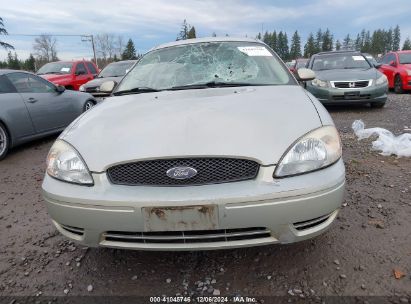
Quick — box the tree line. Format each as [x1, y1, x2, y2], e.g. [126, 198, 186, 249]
[258, 25, 409, 60]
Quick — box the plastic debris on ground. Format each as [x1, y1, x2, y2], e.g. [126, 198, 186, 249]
[352, 120, 411, 157]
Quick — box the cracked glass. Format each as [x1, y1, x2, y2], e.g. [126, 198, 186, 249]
[116, 41, 293, 91]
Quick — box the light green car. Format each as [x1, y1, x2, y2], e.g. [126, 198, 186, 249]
[42, 37, 345, 251]
[305, 51, 388, 108]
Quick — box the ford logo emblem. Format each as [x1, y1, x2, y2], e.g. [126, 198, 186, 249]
[166, 166, 197, 180]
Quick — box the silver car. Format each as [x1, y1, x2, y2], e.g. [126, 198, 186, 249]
[0, 70, 97, 160]
[42, 37, 345, 251]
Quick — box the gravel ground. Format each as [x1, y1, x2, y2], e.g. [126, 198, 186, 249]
[0, 93, 410, 301]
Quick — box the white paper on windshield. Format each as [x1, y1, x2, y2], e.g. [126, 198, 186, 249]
[352, 56, 365, 61]
[61, 67, 70, 72]
[238, 46, 272, 56]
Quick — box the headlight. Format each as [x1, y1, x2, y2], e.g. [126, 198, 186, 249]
[406, 70, 411, 76]
[46, 140, 93, 185]
[79, 85, 85, 91]
[311, 79, 328, 88]
[274, 126, 342, 178]
[375, 74, 388, 85]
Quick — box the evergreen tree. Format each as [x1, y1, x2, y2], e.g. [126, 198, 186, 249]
[177, 19, 190, 40]
[270, 31, 278, 52]
[276, 31, 289, 60]
[263, 31, 270, 45]
[362, 31, 372, 53]
[289, 31, 302, 59]
[385, 28, 393, 52]
[392, 25, 401, 51]
[402, 37, 411, 50]
[24, 53, 36, 71]
[304, 33, 316, 58]
[256, 32, 261, 40]
[371, 30, 385, 54]
[322, 29, 333, 51]
[212, 32, 217, 37]
[7, 52, 20, 69]
[335, 40, 342, 51]
[0, 17, 13, 50]
[187, 26, 196, 39]
[354, 34, 362, 51]
[121, 39, 137, 60]
[315, 29, 323, 53]
[343, 34, 352, 50]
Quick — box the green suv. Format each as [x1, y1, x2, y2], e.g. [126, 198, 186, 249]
[305, 51, 388, 108]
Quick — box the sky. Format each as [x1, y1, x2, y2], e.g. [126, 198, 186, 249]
[1, 0, 411, 61]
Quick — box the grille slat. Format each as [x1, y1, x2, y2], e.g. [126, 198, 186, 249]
[103, 227, 271, 244]
[332, 80, 371, 89]
[107, 158, 259, 186]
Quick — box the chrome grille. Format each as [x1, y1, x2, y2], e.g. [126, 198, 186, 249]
[103, 227, 271, 244]
[331, 80, 371, 89]
[107, 158, 260, 186]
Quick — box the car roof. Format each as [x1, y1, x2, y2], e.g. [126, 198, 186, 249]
[0, 69, 31, 75]
[151, 37, 262, 51]
[315, 50, 361, 56]
[395, 50, 411, 54]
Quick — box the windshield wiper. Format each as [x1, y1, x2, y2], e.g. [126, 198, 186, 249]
[168, 81, 267, 91]
[113, 87, 161, 96]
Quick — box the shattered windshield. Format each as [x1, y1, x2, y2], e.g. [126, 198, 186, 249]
[116, 41, 293, 92]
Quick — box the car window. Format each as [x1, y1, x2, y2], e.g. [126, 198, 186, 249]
[117, 41, 293, 91]
[311, 53, 371, 71]
[7, 73, 56, 93]
[37, 62, 73, 75]
[75, 63, 87, 75]
[0, 75, 17, 94]
[398, 53, 411, 64]
[98, 61, 135, 78]
[86, 62, 98, 74]
[384, 54, 396, 64]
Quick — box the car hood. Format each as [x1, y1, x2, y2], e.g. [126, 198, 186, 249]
[83, 76, 123, 88]
[40, 74, 71, 83]
[315, 68, 378, 81]
[61, 86, 323, 171]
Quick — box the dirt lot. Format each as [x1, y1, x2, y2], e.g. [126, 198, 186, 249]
[0, 93, 410, 302]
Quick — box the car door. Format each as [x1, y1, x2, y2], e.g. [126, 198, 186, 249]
[86, 62, 99, 79]
[73, 62, 94, 90]
[0, 74, 35, 140]
[6, 72, 76, 134]
[380, 53, 396, 88]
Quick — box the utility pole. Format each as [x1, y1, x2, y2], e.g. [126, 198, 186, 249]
[81, 35, 98, 68]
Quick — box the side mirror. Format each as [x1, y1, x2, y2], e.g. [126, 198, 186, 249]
[296, 68, 316, 81]
[389, 60, 397, 67]
[100, 80, 116, 93]
[374, 63, 382, 69]
[56, 85, 66, 93]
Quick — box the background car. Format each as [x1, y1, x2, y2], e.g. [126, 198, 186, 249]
[0, 70, 97, 160]
[289, 58, 309, 73]
[305, 51, 388, 108]
[378, 50, 411, 93]
[37, 60, 99, 90]
[79, 60, 137, 98]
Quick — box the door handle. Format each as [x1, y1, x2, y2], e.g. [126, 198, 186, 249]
[27, 97, 38, 103]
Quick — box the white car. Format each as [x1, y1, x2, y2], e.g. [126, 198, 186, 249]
[42, 37, 345, 251]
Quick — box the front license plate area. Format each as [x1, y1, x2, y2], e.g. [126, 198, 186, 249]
[142, 205, 219, 232]
[344, 91, 360, 99]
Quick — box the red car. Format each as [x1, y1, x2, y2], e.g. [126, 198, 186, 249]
[37, 60, 99, 91]
[379, 51, 411, 93]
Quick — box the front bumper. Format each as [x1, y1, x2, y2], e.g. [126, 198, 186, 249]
[42, 160, 345, 251]
[306, 83, 388, 104]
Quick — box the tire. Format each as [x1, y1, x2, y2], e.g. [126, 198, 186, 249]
[0, 122, 10, 161]
[394, 75, 404, 94]
[370, 102, 385, 108]
[83, 100, 95, 112]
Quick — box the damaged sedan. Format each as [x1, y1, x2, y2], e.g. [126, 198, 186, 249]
[42, 37, 345, 250]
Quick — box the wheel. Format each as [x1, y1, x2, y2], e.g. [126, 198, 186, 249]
[0, 122, 10, 160]
[83, 100, 95, 112]
[370, 102, 385, 108]
[394, 75, 404, 94]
